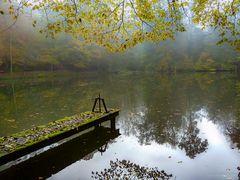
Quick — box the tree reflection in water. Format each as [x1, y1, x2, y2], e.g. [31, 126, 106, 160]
[122, 107, 209, 159]
[92, 159, 172, 180]
[226, 126, 240, 150]
[178, 120, 208, 159]
[237, 166, 240, 179]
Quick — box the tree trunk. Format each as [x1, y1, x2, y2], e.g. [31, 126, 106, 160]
[9, 29, 13, 75]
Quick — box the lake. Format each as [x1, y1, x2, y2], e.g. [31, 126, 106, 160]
[0, 72, 240, 179]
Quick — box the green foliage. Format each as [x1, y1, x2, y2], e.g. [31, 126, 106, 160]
[192, 0, 240, 51]
[194, 52, 217, 71]
[2, 0, 238, 52]
[0, 1, 239, 72]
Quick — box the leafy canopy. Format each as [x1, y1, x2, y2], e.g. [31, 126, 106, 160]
[1, 0, 240, 52]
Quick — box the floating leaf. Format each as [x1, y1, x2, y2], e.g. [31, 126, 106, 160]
[7, 119, 15, 123]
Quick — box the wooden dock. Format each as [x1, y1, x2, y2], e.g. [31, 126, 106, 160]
[0, 109, 119, 166]
[0, 126, 120, 179]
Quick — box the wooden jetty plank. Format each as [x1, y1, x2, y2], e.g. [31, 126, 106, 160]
[0, 127, 120, 179]
[0, 109, 119, 165]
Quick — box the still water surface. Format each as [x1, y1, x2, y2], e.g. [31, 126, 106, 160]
[0, 72, 240, 179]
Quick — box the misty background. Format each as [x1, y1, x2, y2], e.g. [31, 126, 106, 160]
[0, 3, 239, 73]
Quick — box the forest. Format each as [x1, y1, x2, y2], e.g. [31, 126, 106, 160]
[0, 0, 239, 73]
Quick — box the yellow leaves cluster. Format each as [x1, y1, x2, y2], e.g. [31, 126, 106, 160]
[1, 0, 185, 52]
[2, 0, 239, 52]
[192, 0, 240, 49]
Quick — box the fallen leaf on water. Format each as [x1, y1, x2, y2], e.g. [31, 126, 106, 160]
[7, 119, 15, 122]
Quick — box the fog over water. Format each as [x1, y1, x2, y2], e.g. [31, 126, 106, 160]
[0, 0, 240, 179]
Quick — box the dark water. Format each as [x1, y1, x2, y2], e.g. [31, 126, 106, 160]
[0, 72, 240, 179]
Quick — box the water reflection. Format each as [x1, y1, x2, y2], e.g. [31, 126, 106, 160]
[226, 125, 240, 150]
[117, 73, 240, 156]
[1, 72, 240, 179]
[92, 159, 173, 180]
[238, 167, 240, 179]
[0, 74, 117, 136]
[0, 127, 120, 179]
[178, 120, 208, 159]
[122, 108, 209, 159]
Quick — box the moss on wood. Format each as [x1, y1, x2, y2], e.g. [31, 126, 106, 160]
[0, 109, 119, 157]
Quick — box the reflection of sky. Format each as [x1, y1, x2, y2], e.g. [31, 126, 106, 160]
[1, 73, 239, 179]
[199, 118, 223, 146]
[49, 109, 240, 180]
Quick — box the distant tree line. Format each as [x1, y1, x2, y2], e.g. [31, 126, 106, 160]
[0, 1, 239, 73]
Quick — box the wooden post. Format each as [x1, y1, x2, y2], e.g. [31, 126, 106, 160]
[101, 99, 108, 113]
[98, 94, 101, 112]
[92, 94, 108, 113]
[94, 123, 101, 129]
[92, 99, 98, 112]
[9, 29, 13, 75]
[110, 118, 116, 131]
